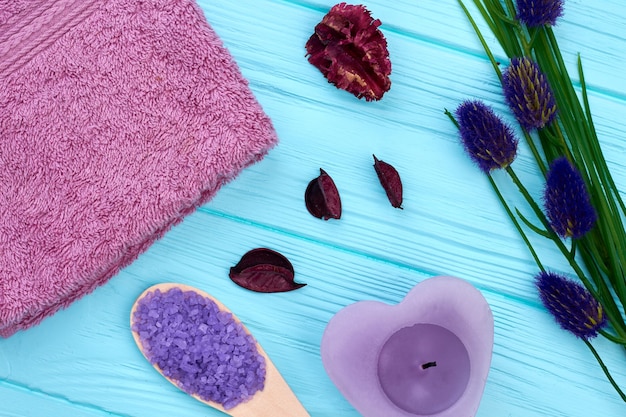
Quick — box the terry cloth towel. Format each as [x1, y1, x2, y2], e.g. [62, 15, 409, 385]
[0, 0, 278, 337]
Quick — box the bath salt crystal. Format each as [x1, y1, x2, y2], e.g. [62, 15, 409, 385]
[132, 288, 266, 409]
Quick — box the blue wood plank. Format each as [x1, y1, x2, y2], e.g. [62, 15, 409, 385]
[1, 0, 625, 416]
[0, 382, 119, 417]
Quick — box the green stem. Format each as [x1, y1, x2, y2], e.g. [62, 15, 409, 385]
[479, 0, 523, 57]
[599, 329, 626, 346]
[578, 55, 626, 218]
[488, 175, 545, 272]
[570, 240, 577, 260]
[459, 0, 503, 80]
[583, 339, 626, 402]
[546, 122, 572, 161]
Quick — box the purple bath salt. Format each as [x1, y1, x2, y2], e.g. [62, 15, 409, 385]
[132, 287, 266, 410]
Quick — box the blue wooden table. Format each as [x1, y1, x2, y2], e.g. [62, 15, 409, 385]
[1, 1, 625, 416]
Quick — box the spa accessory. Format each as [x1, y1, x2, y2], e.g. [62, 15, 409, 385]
[0, 0, 277, 337]
[321, 275, 494, 416]
[131, 283, 309, 417]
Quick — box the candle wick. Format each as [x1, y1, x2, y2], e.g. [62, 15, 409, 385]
[421, 361, 437, 370]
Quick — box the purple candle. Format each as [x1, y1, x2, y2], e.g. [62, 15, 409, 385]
[321, 276, 494, 417]
[378, 324, 471, 414]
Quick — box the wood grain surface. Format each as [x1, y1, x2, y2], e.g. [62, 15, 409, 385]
[1, 1, 625, 416]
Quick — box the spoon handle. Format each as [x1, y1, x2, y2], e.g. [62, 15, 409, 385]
[230, 347, 310, 417]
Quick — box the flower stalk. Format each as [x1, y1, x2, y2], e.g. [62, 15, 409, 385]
[451, 0, 626, 401]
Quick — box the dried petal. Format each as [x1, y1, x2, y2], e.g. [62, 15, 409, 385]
[305, 168, 342, 220]
[305, 3, 392, 101]
[229, 248, 306, 293]
[373, 155, 403, 209]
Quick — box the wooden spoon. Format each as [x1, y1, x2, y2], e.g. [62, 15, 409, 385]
[130, 283, 310, 417]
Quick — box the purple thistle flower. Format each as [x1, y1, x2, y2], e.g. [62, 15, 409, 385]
[455, 100, 518, 173]
[516, 0, 564, 28]
[502, 57, 557, 130]
[544, 157, 596, 239]
[536, 271, 606, 339]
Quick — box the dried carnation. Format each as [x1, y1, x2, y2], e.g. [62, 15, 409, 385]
[305, 3, 391, 101]
[455, 100, 518, 173]
[502, 57, 557, 130]
[516, 0, 564, 27]
[544, 157, 596, 239]
[536, 271, 606, 339]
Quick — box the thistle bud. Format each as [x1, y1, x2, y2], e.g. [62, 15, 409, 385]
[455, 100, 518, 173]
[502, 57, 557, 130]
[536, 271, 606, 339]
[516, 0, 564, 28]
[544, 157, 596, 239]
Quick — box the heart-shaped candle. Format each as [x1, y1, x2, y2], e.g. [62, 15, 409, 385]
[321, 276, 494, 417]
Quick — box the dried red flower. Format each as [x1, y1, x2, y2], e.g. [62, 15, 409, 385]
[305, 168, 342, 220]
[229, 248, 306, 293]
[305, 3, 392, 101]
[373, 155, 403, 208]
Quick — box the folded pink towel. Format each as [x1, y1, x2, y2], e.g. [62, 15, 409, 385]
[0, 0, 278, 337]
